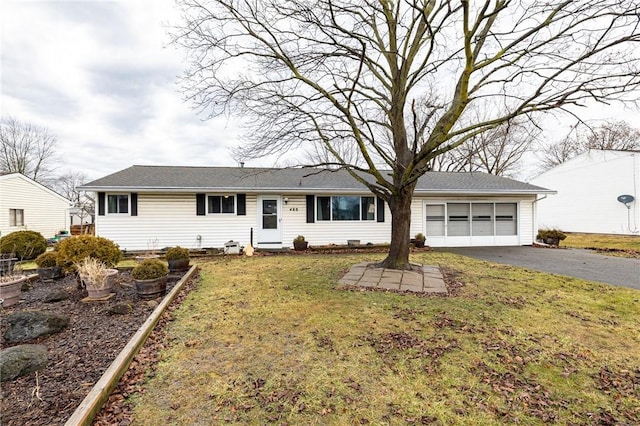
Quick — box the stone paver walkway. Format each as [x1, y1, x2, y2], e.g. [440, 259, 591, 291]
[338, 261, 447, 294]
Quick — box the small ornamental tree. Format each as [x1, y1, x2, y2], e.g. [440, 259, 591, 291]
[56, 235, 122, 272]
[0, 230, 47, 260]
[165, 246, 190, 261]
[132, 259, 169, 280]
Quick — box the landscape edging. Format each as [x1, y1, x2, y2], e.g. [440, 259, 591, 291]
[64, 264, 199, 426]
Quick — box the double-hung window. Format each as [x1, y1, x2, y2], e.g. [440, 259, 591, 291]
[208, 195, 235, 214]
[316, 196, 375, 221]
[9, 209, 24, 226]
[107, 195, 129, 214]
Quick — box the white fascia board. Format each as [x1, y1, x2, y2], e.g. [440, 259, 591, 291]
[78, 186, 555, 196]
[78, 186, 370, 194]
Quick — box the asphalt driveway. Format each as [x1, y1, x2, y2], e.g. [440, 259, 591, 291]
[437, 246, 640, 290]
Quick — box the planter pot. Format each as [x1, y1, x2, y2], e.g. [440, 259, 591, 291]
[168, 258, 190, 272]
[0, 275, 27, 307]
[134, 275, 168, 299]
[414, 240, 426, 248]
[545, 238, 560, 246]
[82, 269, 118, 300]
[37, 266, 64, 282]
[293, 241, 308, 251]
[347, 240, 360, 247]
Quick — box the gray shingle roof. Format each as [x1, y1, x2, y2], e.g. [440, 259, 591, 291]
[79, 165, 553, 195]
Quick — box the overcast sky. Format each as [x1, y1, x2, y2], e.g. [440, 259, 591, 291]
[1, 0, 249, 182]
[1, 0, 638, 182]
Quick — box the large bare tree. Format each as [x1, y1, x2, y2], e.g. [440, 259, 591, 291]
[0, 116, 58, 183]
[172, 0, 640, 269]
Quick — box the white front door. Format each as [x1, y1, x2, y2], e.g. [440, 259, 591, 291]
[257, 196, 282, 247]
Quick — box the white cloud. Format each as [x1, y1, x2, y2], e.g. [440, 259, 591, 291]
[2, 1, 637, 182]
[0, 0, 249, 181]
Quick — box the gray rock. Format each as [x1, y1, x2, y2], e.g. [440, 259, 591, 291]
[43, 289, 70, 303]
[0, 344, 48, 381]
[3, 311, 70, 343]
[108, 303, 132, 315]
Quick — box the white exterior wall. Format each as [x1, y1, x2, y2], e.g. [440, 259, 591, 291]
[96, 193, 257, 251]
[530, 150, 640, 235]
[280, 194, 392, 247]
[94, 191, 537, 250]
[0, 174, 70, 239]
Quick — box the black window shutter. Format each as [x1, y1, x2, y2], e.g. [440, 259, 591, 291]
[130, 193, 138, 216]
[376, 196, 385, 222]
[306, 195, 315, 223]
[98, 192, 105, 216]
[196, 193, 206, 216]
[237, 194, 246, 216]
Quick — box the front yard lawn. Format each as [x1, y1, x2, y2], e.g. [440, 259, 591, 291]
[564, 232, 640, 255]
[129, 253, 639, 425]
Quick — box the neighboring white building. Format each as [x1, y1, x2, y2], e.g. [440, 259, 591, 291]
[0, 173, 72, 239]
[79, 166, 553, 250]
[529, 150, 640, 235]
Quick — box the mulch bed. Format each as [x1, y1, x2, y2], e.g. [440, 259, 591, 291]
[0, 269, 192, 426]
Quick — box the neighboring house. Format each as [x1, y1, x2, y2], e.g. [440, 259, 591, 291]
[78, 165, 553, 251]
[529, 149, 640, 235]
[0, 173, 72, 239]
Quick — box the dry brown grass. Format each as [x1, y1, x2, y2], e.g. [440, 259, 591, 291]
[129, 253, 640, 425]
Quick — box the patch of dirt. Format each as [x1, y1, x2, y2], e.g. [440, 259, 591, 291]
[0, 269, 191, 426]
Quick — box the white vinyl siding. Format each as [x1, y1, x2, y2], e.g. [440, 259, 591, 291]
[519, 199, 534, 245]
[530, 150, 639, 235]
[93, 192, 537, 250]
[0, 174, 70, 238]
[96, 193, 256, 251]
[281, 195, 392, 247]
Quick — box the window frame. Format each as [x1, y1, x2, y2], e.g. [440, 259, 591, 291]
[9, 208, 24, 226]
[107, 194, 129, 215]
[316, 195, 377, 222]
[207, 194, 236, 214]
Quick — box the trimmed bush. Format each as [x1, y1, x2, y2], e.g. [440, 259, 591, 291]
[165, 246, 190, 261]
[536, 229, 567, 243]
[56, 235, 122, 272]
[35, 251, 58, 268]
[132, 259, 168, 280]
[0, 230, 47, 260]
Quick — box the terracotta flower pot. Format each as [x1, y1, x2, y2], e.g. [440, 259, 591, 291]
[82, 269, 118, 300]
[0, 275, 27, 307]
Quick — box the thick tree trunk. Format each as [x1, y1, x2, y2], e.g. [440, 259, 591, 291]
[379, 184, 416, 270]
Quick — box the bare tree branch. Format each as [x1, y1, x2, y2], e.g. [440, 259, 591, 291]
[171, 0, 640, 268]
[0, 117, 59, 184]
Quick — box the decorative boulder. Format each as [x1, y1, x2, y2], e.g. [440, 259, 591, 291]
[0, 344, 48, 381]
[3, 311, 69, 343]
[43, 289, 70, 303]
